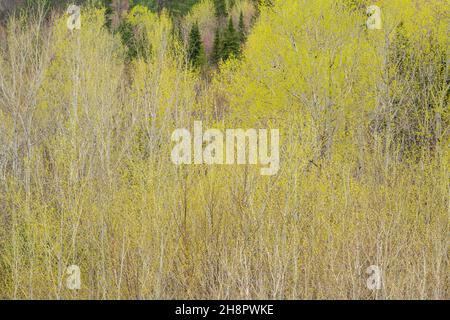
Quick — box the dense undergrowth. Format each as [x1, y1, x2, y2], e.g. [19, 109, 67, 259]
[0, 0, 448, 299]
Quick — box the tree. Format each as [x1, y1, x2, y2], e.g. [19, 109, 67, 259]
[104, 0, 131, 30]
[221, 17, 240, 60]
[187, 22, 206, 69]
[214, 0, 227, 18]
[104, 0, 114, 29]
[238, 11, 246, 43]
[211, 27, 222, 65]
[117, 19, 151, 61]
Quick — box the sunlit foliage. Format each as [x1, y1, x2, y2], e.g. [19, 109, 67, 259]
[0, 0, 447, 299]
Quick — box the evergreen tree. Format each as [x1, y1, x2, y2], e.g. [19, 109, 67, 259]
[104, 0, 114, 29]
[187, 22, 207, 69]
[238, 11, 246, 43]
[221, 17, 240, 60]
[211, 28, 223, 65]
[118, 19, 150, 62]
[214, 0, 227, 18]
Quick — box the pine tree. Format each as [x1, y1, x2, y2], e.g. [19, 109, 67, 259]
[187, 22, 206, 69]
[211, 28, 222, 65]
[221, 17, 240, 61]
[214, 0, 227, 18]
[238, 11, 246, 43]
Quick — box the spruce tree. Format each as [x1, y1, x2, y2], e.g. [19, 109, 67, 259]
[221, 17, 240, 61]
[118, 19, 151, 62]
[238, 11, 246, 43]
[187, 22, 206, 69]
[104, 0, 113, 29]
[214, 0, 227, 18]
[211, 28, 223, 65]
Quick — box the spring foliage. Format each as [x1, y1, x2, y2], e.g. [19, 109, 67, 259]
[0, 0, 448, 299]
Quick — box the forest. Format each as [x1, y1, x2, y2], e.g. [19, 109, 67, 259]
[0, 0, 448, 299]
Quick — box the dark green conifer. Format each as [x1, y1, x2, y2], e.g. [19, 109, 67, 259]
[214, 0, 227, 18]
[187, 22, 207, 69]
[238, 11, 246, 43]
[211, 28, 223, 65]
[221, 17, 240, 60]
